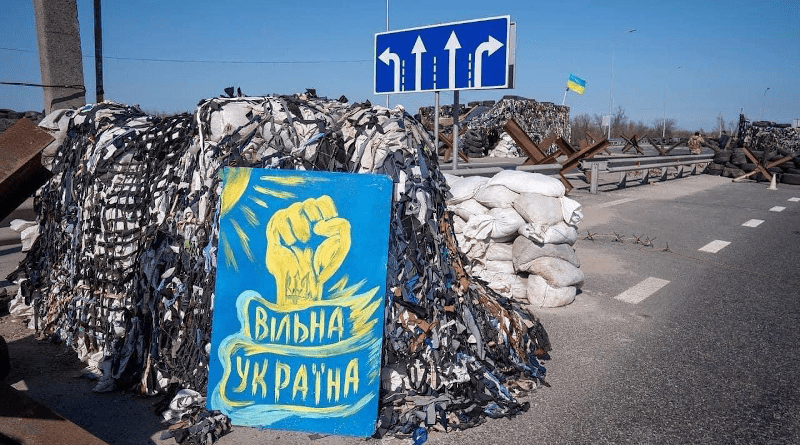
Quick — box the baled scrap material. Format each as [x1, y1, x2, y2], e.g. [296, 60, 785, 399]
[419, 96, 570, 157]
[10, 93, 551, 440]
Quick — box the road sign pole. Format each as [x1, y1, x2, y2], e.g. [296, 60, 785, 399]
[434, 91, 440, 155]
[453, 90, 459, 170]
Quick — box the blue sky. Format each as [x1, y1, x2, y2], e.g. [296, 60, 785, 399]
[1, 0, 798, 130]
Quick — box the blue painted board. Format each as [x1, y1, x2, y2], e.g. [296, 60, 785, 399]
[207, 168, 393, 437]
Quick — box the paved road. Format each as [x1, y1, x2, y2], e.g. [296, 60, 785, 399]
[2, 174, 799, 444]
[430, 175, 800, 444]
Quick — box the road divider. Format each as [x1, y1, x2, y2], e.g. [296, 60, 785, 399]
[742, 219, 764, 228]
[699, 240, 731, 253]
[614, 277, 670, 304]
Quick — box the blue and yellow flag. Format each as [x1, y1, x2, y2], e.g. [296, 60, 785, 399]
[567, 74, 586, 95]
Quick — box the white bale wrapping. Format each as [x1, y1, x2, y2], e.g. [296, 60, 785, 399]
[447, 176, 490, 204]
[512, 236, 580, 269]
[513, 193, 564, 226]
[525, 257, 584, 288]
[527, 275, 576, 308]
[487, 170, 565, 197]
[519, 221, 578, 245]
[473, 185, 519, 209]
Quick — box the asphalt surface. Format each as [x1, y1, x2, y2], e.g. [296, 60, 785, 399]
[2, 173, 799, 444]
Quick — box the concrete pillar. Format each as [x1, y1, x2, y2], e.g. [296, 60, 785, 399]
[33, 0, 86, 114]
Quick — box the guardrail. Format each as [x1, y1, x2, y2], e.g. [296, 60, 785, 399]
[440, 159, 563, 177]
[580, 153, 714, 193]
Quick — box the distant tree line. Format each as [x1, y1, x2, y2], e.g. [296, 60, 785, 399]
[570, 107, 738, 143]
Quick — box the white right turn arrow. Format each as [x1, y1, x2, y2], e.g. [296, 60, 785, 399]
[473, 35, 504, 88]
[378, 47, 401, 93]
[444, 31, 461, 90]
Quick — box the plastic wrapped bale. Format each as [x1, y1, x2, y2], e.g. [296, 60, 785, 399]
[10, 96, 551, 441]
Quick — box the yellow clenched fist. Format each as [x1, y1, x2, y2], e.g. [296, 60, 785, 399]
[265, 196, 351, 306]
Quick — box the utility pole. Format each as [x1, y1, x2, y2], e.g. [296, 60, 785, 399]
[94, 0, 104, 103]
[33, 0, 86, 113]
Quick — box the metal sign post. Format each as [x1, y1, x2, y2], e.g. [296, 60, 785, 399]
[453, 91, 459, 169]
[434, 91, 440, 155]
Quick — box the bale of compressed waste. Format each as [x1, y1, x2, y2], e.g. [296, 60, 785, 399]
[419, 96, 570, 158]
[8, 91, 551, 442]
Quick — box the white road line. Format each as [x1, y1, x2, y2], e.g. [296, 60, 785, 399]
[742, 219, 764, 227]
[614, 277, 670, 304]
[699, 240, 731, 253]
[788, 197, 799, 202]
[770, 206, 786, 212]
[596, 197, 639, 208]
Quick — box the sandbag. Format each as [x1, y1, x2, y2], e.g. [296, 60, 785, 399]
[519, 221, 578, 245]
[449, 198, 488, 222]
[487, 170, 565, 197]
[462, 208, 525, 240]
[512, 236, 580, 269]
[485, 241, 513, 262]
[525, 257, 584, 288]
[513, 193, 563, 226]
[473, 184, 519, 208]
[487, 207, 525, 239]
[478, 271, 527, 301]
[447, 176, 489, 204]
[527, 275, 576, 308]
[483, 260, 515, 274]
[560, 196, 583, 225]
[452, 214, 467, 234]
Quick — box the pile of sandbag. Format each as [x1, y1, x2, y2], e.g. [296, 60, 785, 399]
[446, 170, 584, 309]
[9, 91, 551, 442]
[488, 132, 521, 158]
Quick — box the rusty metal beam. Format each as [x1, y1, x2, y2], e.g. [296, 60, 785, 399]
[0, 118, 54, 221]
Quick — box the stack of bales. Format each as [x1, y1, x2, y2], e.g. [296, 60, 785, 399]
[418, 96, 570, 158]
[706, 118, 800, 184]
[445, 170, 584, 310]
[10, 93, 551, 440]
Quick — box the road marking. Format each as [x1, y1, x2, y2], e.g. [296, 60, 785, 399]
[742, 219, 764, 227]
[788, 197, 800, 202]
[699, 240, 731, 253]
[614, 277, 670, 304]
[596, 197, 639, 208]
[770, 206, 786, 212]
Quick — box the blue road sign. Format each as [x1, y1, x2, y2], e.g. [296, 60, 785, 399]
[374, 16, 513, 94]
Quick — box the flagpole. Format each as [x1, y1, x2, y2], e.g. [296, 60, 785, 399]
[562, 87, 568, 106]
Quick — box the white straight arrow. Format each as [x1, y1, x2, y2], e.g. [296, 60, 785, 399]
[411, 36, 426, 91]
[378, 47, 401, 93]
[444, 31, 461, 90]
[473, 35, 504, 88]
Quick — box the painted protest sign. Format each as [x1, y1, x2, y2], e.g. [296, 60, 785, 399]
[208, 168, 392, 436]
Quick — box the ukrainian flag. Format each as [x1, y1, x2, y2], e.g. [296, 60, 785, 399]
[567, 74, 586, 95]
